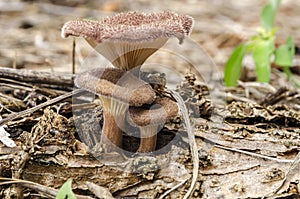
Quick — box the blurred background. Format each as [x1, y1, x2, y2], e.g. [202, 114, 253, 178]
[0, 0, 299, 74]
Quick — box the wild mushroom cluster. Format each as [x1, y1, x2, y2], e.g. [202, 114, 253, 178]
[62, 11, 193, 153]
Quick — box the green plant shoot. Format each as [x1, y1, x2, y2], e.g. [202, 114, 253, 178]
[275, 36, 295, 66]
[56, 179, 76, 199]
[224, 0, 296, 87]
[224, 44, 247, 87]
[260, 0, 281, 31]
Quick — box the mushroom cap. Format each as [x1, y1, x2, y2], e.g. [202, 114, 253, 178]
[61, 11, 194, 70]
[127, 96, 178, 127]
[74, 68, 156, 107]
[61, 11, 193, 43]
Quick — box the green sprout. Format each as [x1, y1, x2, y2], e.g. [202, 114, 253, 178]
[56, 179, 76, 199]
[224, 0, 297, 87]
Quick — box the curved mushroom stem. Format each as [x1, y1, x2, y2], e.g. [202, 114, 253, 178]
[137, 125, 158, 153]
[101, 112, 123, 152]
[100, 98, 128, 153]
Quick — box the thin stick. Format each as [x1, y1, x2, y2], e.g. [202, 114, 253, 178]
[0, 177, 92, 199]
[0, 89, 84, 126]
[195, 132, 295, 163]
[272, 152, 300, 195]
[72, 37, 76, 74]
[159, 179, 187, 199]
[169, 90, 199, 199]
[215, 145, 294, 163]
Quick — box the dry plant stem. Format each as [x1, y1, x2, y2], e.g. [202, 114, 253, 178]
[72, 37, 76, 74]
[158, 179, 188, 199]
[215, 145, 293, 163]
[196, 132, 294, 163]
[169, 90, 199, 199]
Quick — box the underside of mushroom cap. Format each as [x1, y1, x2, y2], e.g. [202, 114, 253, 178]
[61, 11, 194, 69]
[74, 68, 156, 107]
[127, 96, 179, 127]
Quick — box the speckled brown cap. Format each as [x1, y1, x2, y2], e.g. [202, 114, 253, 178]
[61, 11, 194, 70]
[61, 11, 193, 43]
[74, 68, 156, 107]
[127, 96, 178, 127]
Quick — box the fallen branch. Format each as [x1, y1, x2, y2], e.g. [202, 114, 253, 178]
[0, 66, 74, 90]
[0, 89, 84, 126]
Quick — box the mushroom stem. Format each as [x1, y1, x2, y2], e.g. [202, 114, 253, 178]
[100, 97, 128, 152]
[101, 112, 123, 151]
[137, 125, 158, 153]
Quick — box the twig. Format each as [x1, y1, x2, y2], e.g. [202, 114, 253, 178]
[159, 179, 188, 199]
[0, 89, 84, 126]
[169, 90, 199, 199]
[195, 132, 295, 163]
[270, 151, 300, 196]
[213, 90, 256, 103]
[72, 37, 76, 74]
[0, 66, 74, 90]
[0, 177, 92, 199]
[215, 145, 294, 163]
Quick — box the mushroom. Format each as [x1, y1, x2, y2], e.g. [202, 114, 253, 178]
[75, 68, 156, 152]
[61, 11, 194, 75]
[127, 96, 178, 153]
[61, 11, 193, 153]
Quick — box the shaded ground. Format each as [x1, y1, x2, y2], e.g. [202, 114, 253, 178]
[0, 0, 300, 198]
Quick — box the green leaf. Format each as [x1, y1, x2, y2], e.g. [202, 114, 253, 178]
[260, 4, 275, 31]
[56, 179, 76, 199]
[270, 0, 281, 11]
[252, 38, 275, 82]
[274, 36, 295, 66]
[224, 44, 247, 87]
[260, 0, 281, 31]
[282, 66, 300, 87]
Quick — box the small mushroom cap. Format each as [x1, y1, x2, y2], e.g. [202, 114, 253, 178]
[74, 68, 156, 107]
[61, 11, 194, 70]
[127, 96, 178, 127]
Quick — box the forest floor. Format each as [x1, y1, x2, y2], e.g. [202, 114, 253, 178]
[0, 0, 300, 198]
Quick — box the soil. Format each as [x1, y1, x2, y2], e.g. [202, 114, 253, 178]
[0, 0, 300, 198]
